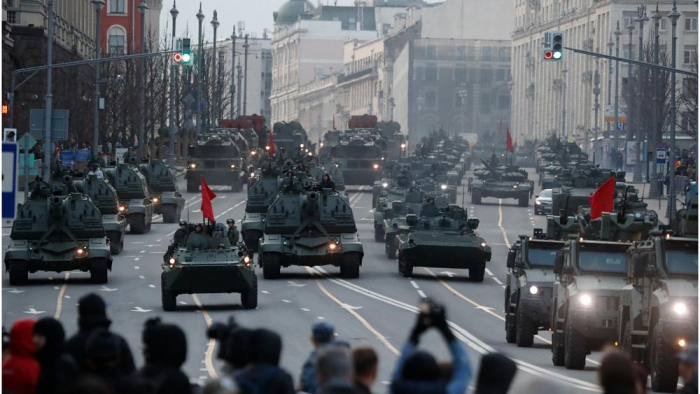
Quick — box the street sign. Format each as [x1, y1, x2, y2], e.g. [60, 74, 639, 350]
[2, 142, 19, 219]
[17, 133, 37, 152]
[616, 122, 626, 131]
[29, 109, 70, 140]
[656, 148, 668, 164]
[60, 150, 75, 166]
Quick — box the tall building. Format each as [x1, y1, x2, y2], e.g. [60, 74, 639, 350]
[100, 0, 162, 55]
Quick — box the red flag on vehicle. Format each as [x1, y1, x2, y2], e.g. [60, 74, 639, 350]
[589, 175, 616, 220]
[506, 128, 514, 153]
[200, 176, 217, 223]
[268, 131, 276, 156]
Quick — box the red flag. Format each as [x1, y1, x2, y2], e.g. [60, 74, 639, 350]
[200, 176, 217, 223]
[588, 175, 616, 220]
[506, 128, 513, 153]
[268, 131, 276, 156]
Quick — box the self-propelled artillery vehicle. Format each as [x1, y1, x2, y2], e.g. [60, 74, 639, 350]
[468, 160, 533, 206]
[241, 162, 282, 251]
[187, 132, 245, 192]
[103, 163, 155, 234]
[136, 159, 185, 223]
[73, 175, 128, 255]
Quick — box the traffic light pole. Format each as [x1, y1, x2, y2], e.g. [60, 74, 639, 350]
[563, 46, 697, 77]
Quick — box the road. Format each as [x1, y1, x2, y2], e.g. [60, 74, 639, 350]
[1, 169, 672, 393]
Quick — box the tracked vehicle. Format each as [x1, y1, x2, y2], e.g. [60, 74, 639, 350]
[103, 163, 155, 233]
[137, 159, 185, 223]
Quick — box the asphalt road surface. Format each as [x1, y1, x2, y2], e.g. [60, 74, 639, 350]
[1, 169, 674, 393]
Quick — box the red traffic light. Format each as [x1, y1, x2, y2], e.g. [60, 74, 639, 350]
[173, 53, 182, 62]
[1, 105, 7, 115]
[544, 51, 553, 60]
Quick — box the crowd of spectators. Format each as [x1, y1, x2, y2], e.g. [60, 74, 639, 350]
[1, 294, 697, 394]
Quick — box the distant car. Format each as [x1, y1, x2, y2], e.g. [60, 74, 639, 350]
[534, 189, 553, 215]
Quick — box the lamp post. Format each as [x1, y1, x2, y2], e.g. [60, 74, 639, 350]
[593, 70, 600, 164]
[137, 1, 148, 159]
[561, 67, 568, 138]
[168, 1, 178, 168]
[196, 3, 204, 136]
[44, 0, 57, 179]
[606, 34, 614, 168]
[416, 93, 424, 147]
[236, 61, 243, 117]
[230, 26, 236, 119]
[91, 0, 104, 161]
[211, 10, 219, 127]
[613, 21, 621, 164]
[668, 1, 680, 225]
[633, 5, 649, 182]
[649, 4, 661, 197]
[625, 20, 635, 175]
[243, 34, 250, 116]
[459, 84, 468, 138]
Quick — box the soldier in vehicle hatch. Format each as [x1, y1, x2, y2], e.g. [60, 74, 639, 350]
[164, 221, 189, 262]
[319, 173, 336, 191]
[226, 219, 240, 245]
[186, 223, 208, 249]
[421, 197, 440, 217]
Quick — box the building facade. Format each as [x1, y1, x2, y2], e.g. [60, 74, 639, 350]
[100, 0, 162, 55]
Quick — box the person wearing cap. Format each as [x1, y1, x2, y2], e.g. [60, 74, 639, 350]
[226, 219, 240, 246]
[173, 221, 189, 247]
[678, 344, 698, 394]
[65, 293, 135, 375]
[33, 317, 79, 394]
[186, 224, 207, 249]
[300, 321, 336, 394]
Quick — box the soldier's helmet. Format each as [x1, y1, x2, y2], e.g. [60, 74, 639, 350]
[226, 218, 235, 225]
[179, 220, 187, 226]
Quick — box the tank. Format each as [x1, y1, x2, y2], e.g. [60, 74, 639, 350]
[468, 160, 534, 206]
[74, 175, 128, 255]
[258, 188, 364, 279]
[186, 132, 245, 192]
[394, 204, 491, 281]
[161, 223, 257, 311]
[5, 193, 113, 284]
[135, 159, 185, 223]
[619, 232, 697, 392]
[241, 161, 281, 251]
[103, 163, 155, 233]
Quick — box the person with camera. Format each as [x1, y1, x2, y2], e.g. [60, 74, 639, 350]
[391, 299, 472, 394]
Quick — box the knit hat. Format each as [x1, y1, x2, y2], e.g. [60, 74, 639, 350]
[78, 293, 111, 330]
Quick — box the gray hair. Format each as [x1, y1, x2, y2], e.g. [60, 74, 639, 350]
[316, 345, 352, 385]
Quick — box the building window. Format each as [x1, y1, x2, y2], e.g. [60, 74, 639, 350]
[456, 46, 467, 60]
[684, 46, 696, 64]
[481, 46, 492, 61]
[498, 47, 508, 62]
[108, 26, 126, 54]
[479, 68, 492, 83]
[480, 94, 491, 114]
[109, 0, 126, 14]
[425, 66, 438, 82]
[498, 95, 510, 110]
[427, 45, 437, 60]
[425, 91, 436, 108]
[685, 17, 698, 32]
[659, 18, 667, 31]
[455, 68, 467, 82]
[495, 69, 507, 81]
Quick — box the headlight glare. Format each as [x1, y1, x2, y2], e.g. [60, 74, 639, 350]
[579, 294, 593, 306]
[673, 302, 688, 315]
[529, 285, 538, 295]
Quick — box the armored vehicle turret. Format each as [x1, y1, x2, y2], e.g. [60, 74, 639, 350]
[5, 193, 113, 284]
[395, 204, 491, 281]
[137, 159, 185, 223]
[259, 188, 364, 279]
[619, 233, 697, 392]
[186, 132, 245, 192]
[74, 175, 128, 255]
[161, 222, 257, 311]
[103, 163, 155, 233]
[241, 161, 281, 251]
[468, 160, 533, 206]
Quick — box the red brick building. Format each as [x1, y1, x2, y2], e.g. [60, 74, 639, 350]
[100, 0, 162, 55]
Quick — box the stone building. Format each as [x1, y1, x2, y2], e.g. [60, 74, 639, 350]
[100, 0, 162, 55]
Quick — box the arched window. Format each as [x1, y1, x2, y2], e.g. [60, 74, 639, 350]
[107, 26, 127, 54]
[109, 0, 126, 14]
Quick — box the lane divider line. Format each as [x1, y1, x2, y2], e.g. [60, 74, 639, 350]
[54, 272, 70, 319]
[191, 294, 218, 379]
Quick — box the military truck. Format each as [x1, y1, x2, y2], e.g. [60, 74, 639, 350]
[161, 223, 257, 311]
[186, 132, 245, 192]
[5, 193, 113, 284]
[103, 164, 155, 234]
[468, 160, 533, 206]
[259, 188, 364, 279]
[74, 176, 128, 255]
[504, 231, 564, 347]
[241, 162, 281, 251]
[395, 204, 491, 280]
[137, 159, 185, 223]
[272, 121, 313, 154]
[619, 232, 697, 392]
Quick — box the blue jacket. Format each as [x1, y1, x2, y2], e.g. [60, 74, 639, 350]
[299, 349, 318, 394]
[391, 340, 471, 394]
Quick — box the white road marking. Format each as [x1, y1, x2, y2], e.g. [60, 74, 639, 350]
[4, 288, 25, 294]
[287, 281, 307, 287]
[417, 290, 427, 298]
[281, 299, 291, 303]
[100, 286, 117, 292]
[134, 257, 140, 261]
[301, 308, 310, 312]
[261, 290, 270, 294]
[149, 284, 156, 288]
[317, 316, 325, 320]
[25, 308, 45, 315]
[497, 200, 512, 248]
[485, 268, 493, 276]
[134, 266, 140, 270]
[140, 250, 145, 253]
[131, 306, 152, 312]
[492, 277, 504, 285]
[440, 271, 457, 278]
[409, 280, 419, 289]
[139, 275, 145, 279]
[64, 295, 70, 298]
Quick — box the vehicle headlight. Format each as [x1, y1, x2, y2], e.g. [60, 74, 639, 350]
[536, 200, 542, 205]
[308, 151, 313, 156]
[251, 151, 257, 156]
[243, 255, 251, 264]
[529, 285, 538, 295]
[401, 143, 407, 149]
[250, 172, 256, 177]
[231, 164, 236, 169]
[373, 163, 379, 170]
[480, 241, 487, 248]
[300, 143, 305, 148]
[329, 241, 339, 250]
[679, 339, 687, 347]
[118, 203, 127, 212]
[151, 196, 160, 204]
[512, 184, 519, 189]
[265, 145, 270, 150]
[189, 163, 197, 169]
[673, 302, 688, 315]
[75, 246, 88, 257]
[382, 182, 388, 188]
[441, 184, 447, 190]
[579, 294, 593, 307]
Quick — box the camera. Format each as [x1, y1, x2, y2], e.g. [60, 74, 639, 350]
[418, 298, 445, 327]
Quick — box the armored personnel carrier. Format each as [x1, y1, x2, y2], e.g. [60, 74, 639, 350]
[74, 175, 128, 255]
[241, 161, 281, 251]
[161, 223, 257, 311]
[137, 159, 185, 223]
[550, 168, 621, 216]
[186, 132, 245, 192]
[504, 231, 564, 347]
[379, 198, 422, 259]
[5, 193, 113, 284]
[259, 187, 364, 279]
[619, 232, 697, 392]
[395, 204, 491, 280]
[468, 160, 533, 206]
[103, 163, 155, 234]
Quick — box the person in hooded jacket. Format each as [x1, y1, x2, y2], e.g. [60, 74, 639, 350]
[65, 293, 135, 375]
[33, 317, 79, 394]
[473, 353, 517, 394]
[234, 328, 295, 394]
[134, 318, 192, 394]
[2, 319, 40, 394]
[83, 329, 140, 394]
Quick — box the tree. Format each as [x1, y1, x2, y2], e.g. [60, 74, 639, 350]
[678, 52, 697, 139]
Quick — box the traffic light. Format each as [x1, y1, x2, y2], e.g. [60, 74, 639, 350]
[173, 38, 193, 66]
[543, 31, 564, 61]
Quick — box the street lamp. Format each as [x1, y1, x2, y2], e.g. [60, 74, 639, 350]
[243, 34, 250, 116]
[668, 1, 681, 225]
[91, 0, 105, 160]
[196, 2, 204, 136]
[230, 26, 237, 119]
[211, 10, 219, 127]
[633, 5, 649, 182]
[416, 94, 424, 146]
[137, 1, 148, 159]
[459, 85, 468, 137]
[649, 4, 662, 197]
[389, 97, 395, 121]
[605, 34, 614, 166]
[613, 21, 621, 163]
[168, 0, 178, 168]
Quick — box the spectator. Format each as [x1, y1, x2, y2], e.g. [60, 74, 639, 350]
[33, 317, 79, 394]
[220, 327, 253, 375]
[235, 328, 295, 394]
[203, 377, 239, 394]
[598, 349, 636, 394]
[83, 329, 139, 394]
[678, 344, 698, 394]
[391, 299, 471, 394]
[352, 347, 378, 394]
[2, 319, 40, 394]
[3, 326, 10, 361]
[300, 321, 336, 394]
[316, 345, 356, 394]
[65, 293, 135, 374]
[67, 375, 115, 394]
[474, 353, 517, 394]
[134, 318, 192, 394]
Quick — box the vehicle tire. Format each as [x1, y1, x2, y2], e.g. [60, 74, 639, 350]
[469, 260, 486, 282]
[162, 206, 180, 223]
[129, 215, 146, 234]
[374, 225, 384, 242]
[340, 253, 361, 279]
[471, 189, 482, 204]
[518, 193, 529, 207]
[187, 180, 198, 193]
[90, 260, 109, 284]
[564, 314, 587, 370]
[505, 288, 517, 343]
[8, 262, 28, 286]
[398, 255, 414, 277]
[161, 273, 177, 311]
[243, 231, 261, 252]
[108, 232, 122, 255]
[516, 300, 536, 347]
[262, 253, 281, 279]
[650, 324, 679, 392]
[552, 329, 565, 366]
[621, 320, 633, 357]
[241, 275, 258, 310]
[385, 242, 396, 259]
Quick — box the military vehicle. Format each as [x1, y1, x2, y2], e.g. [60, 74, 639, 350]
[74, 175, 128, 255]
[103, 164, 155, 234]
[379, 198, 422, 259]
[241, 162, 281, 251]
[675, 185, 697, 237]
[395, 204, 491, 280]
[329, 135, 384, 186]
[504, 231, 564, 347]
[619, 232, 697, 392]
[5, 193, 113, 284]
[161, 223, 257, 311]
[468, 160, 533, 206]
[272, 121, 313, 154]
[136, 159, 185, 223]
[377, 120, 407, 160]
[186, 132, 245, 192]
[550, 169, 623, 217]
[259, 188, 364, 279]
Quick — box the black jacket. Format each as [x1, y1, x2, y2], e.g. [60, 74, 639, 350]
[235, 364, 295, 394]
[65, 330, 135, 375]
[135, 365, 192, 394]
